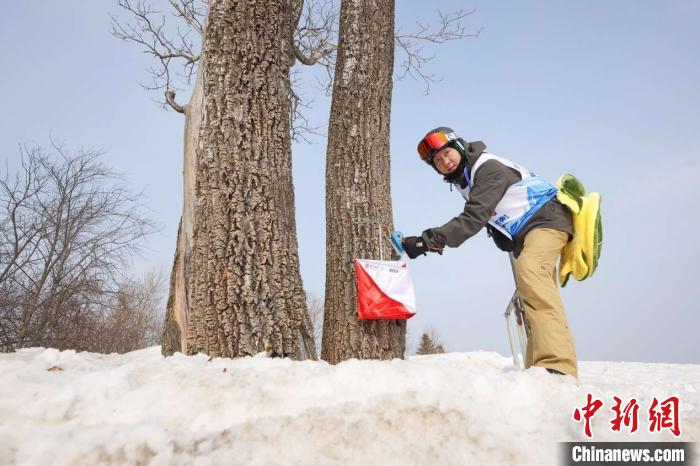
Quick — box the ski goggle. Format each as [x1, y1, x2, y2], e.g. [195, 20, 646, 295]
[417, 130, 457, 163]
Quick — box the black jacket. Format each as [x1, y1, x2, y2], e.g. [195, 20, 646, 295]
[421, 141, 572, 258]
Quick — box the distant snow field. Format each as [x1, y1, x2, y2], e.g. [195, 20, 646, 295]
[0, 347, 697, 465]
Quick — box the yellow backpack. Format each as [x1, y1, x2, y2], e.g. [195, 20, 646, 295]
[556, 174, 602, 287]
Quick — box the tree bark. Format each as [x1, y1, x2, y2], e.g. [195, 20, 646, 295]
[321, 0, 404, 363]
[162, 62, 204, 357]
[163, 0, 315, 360]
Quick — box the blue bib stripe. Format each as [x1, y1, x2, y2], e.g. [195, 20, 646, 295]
[456, 154, 557, 239]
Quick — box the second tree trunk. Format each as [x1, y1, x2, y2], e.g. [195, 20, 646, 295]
[322, 0, 405, 363]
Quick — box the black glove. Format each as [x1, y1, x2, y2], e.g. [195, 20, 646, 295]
[403, 236, 428, 259]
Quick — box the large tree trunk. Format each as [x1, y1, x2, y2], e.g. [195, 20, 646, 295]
[163, 0, 315, 360]
[321, 0, 404, 363]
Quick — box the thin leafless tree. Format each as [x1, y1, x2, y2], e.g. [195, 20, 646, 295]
[306, 292, 324, 357]
[415, 327, 446, 355]
[0, 143, 157, 352]
[98, 270, 166, 353]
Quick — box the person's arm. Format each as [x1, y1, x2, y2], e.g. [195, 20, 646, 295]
[421, 160, 514, 249]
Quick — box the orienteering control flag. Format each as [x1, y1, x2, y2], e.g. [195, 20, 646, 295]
[354, 259, 416, 320]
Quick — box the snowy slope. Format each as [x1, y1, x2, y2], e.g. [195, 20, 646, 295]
[0, 347, 697, 466]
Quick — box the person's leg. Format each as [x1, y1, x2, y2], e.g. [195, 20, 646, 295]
[515, 228, 578, 378]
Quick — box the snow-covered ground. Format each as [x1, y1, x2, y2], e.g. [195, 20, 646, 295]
[0, 347, 697, 466]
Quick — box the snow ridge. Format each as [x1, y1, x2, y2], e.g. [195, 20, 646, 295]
[0, 347, 697, 465]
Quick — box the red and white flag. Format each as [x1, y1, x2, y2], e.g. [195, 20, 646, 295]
[354, 259, 416, 320]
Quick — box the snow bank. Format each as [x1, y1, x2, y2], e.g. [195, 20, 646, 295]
[0, 347, 697, 465]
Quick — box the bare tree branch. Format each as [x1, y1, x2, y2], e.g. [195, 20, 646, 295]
[293, 0, 338, 65]
[292, 0, 338, 97]
[167, 0, 206, 34]
[285, 0, 340, 140]
[287, 69, 324, 143]
[395, 9, 481, 94]
[113, 1, 478, 134]
[110, 0, 204, 109]
[165, 90, 186, 113]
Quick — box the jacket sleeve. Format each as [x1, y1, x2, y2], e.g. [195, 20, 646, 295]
[421, 160, 513, 249]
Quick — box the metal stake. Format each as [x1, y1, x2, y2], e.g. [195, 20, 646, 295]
[505, 253, 528, 370]
[352, 216, 387, 261]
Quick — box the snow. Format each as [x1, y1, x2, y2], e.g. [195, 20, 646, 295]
[0, 347, 698, 465]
